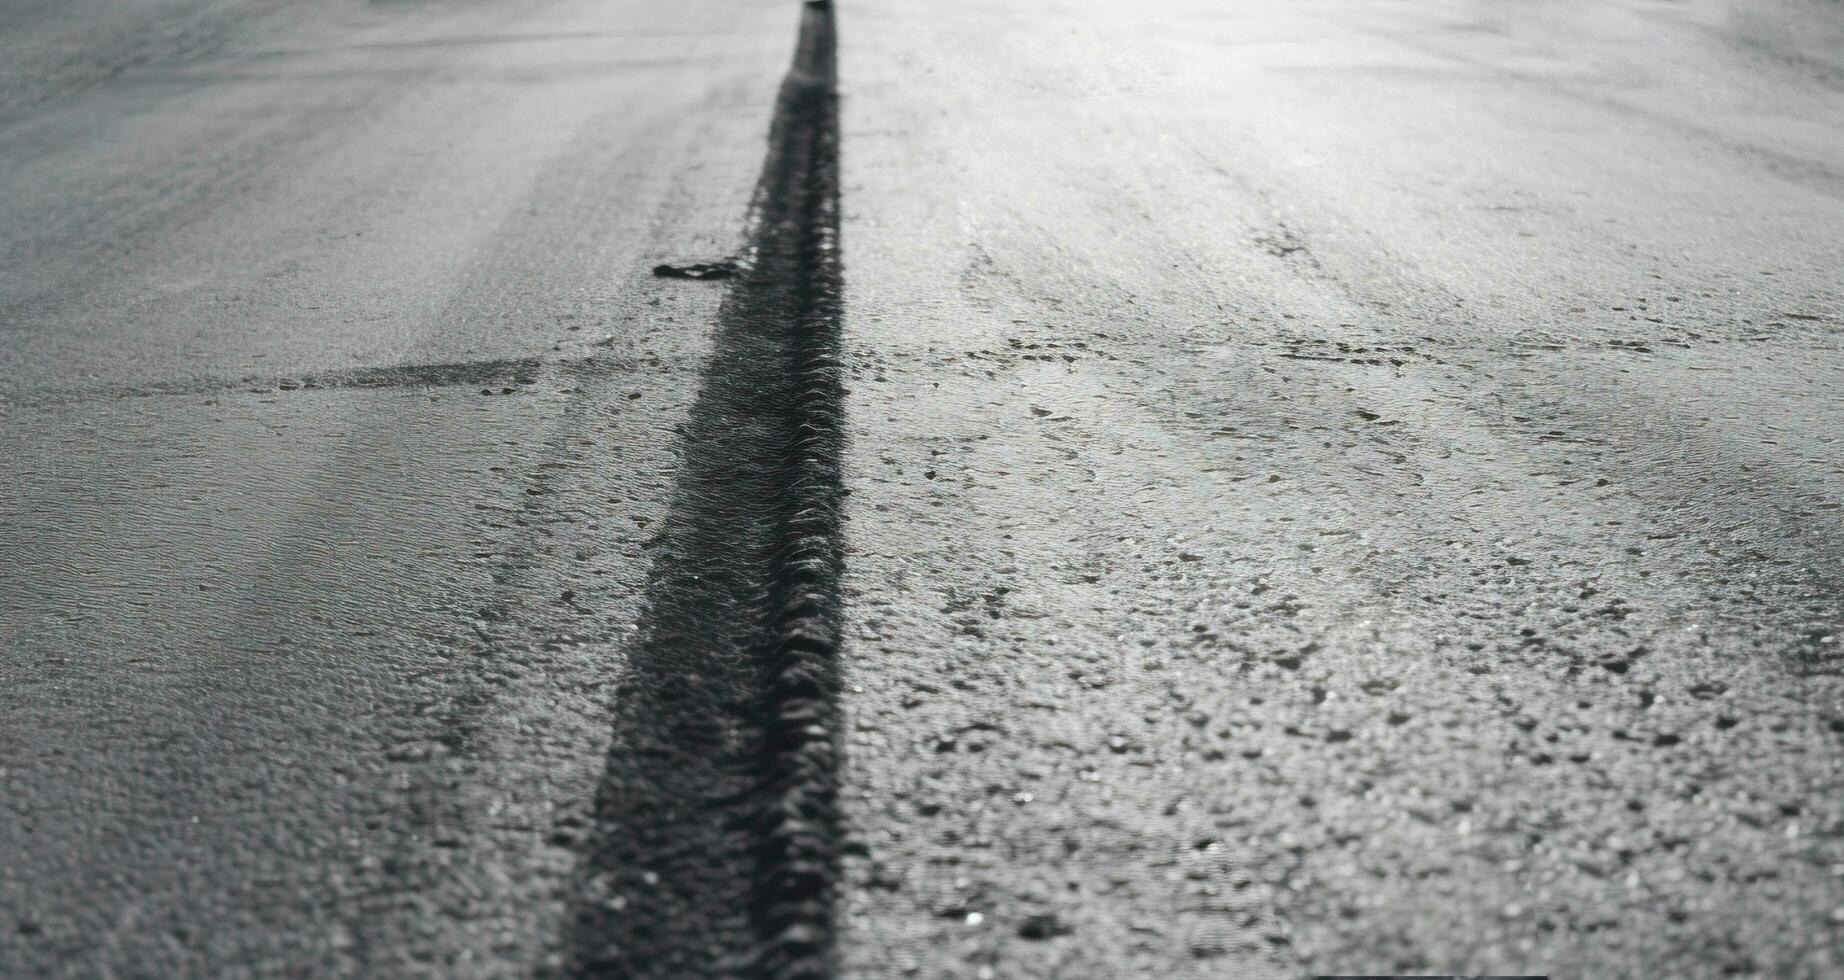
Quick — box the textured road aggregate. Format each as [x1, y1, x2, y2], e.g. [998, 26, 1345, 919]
[3, 0, 1843, 977]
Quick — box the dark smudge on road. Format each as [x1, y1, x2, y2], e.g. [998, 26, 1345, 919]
[9, 356, 547, 405]
[558, 3, 845, 978]
[653, 260, 741, 281]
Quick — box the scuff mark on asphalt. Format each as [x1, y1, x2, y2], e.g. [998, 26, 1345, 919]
[8, 357, 550, 405]
[559, 2, 846, 977]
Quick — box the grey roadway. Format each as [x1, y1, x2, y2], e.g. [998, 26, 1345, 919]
[4, 0, 1844, 977]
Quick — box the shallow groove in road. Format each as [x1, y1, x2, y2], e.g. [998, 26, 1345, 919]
[560, 3, 845, 977]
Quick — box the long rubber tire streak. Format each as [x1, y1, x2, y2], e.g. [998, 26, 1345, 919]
[560, 3, 845, 978]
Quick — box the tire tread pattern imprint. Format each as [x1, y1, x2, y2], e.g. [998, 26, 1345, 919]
[555, 3, 847, 979]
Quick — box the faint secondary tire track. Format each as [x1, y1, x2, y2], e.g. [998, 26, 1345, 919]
[558, 3, 845, 978]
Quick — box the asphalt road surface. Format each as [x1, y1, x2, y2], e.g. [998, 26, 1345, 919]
[4, 0, 1843, 977]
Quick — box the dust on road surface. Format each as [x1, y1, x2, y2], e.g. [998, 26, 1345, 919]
[836, 1, 1844, 976]
[3, 0, 796, 974]
[4, 0, 1843, 977]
